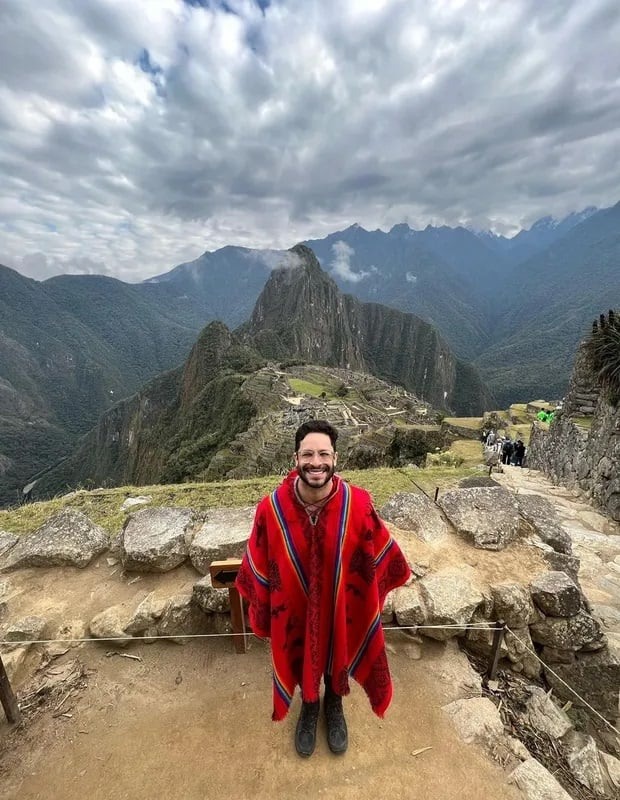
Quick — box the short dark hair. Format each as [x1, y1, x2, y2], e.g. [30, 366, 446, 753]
[294, 420, 338, 452]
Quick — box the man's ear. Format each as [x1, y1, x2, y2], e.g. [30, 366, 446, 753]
[293, 451, 299, 467]
[333, 451, 338, 467]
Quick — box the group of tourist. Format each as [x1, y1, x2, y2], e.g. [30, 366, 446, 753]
[482, 429, 527, 467]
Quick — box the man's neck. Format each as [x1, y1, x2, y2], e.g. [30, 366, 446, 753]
[295, 476, 334, 505]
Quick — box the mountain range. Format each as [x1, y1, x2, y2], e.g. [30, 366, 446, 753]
[34, 245, 480, 496]
[1, 203, 619, 503]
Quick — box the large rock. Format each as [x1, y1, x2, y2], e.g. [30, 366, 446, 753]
[530, 572, 582, 617]
[442, 697, 505, 747]
[562, 731, 610, 797]
[89, 603, 133, 646]
[0, 531, 18, 557]
[189, 507, 255, 575]
[504, 626, 541, 679]
[124, 592, 169, 635]
[156, 593, 210, 644]
[521, 687, 573, 739]
[516, 494, 572, 554]
[509, 758, 573, 799]
[544, 648, 620, 723]
[393, 585, 425, 628]
[192, 574, 231, 614]
[530, 609, 605, 650]
[121, 507, 200, 573]
[491, 582, 538, 628]
[437, 487, 520, 550]
[0, 510, 108, 570]
[2, 615, 47, 651]
[379, 493, 449, 543]
[418, 572, 484, 640]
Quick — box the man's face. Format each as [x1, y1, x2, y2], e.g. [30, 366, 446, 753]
[294, 432, 337, 490]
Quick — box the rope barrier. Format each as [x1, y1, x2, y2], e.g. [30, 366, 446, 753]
[503, 625, 620, 738]
[0, 622, 497, 648]
[4, 621, 618, 741]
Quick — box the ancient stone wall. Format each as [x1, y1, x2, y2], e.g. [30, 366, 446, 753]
[528, 342, 620, 521]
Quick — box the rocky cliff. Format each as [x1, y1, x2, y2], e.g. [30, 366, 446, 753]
[240, 245, 490, 414]
[528, 335, 620, 521]
[35, 245, 489, 496]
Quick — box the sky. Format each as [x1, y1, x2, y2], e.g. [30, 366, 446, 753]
[1, 0, 619, 283]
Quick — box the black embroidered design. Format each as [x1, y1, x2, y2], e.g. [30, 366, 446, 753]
[268, 559, 282, 592]
[349, 546, 375, 585]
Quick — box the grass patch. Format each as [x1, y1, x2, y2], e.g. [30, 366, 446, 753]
[449, 439, 485, 466]
[0, 461, 483, 537]
[288, 378, 330, 397]
[443, 417, 483, 429]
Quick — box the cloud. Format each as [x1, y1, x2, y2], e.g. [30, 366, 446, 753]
[405, 272, 417, 284]
[329, 241, 371, 283]
[0, 0, 619, 280]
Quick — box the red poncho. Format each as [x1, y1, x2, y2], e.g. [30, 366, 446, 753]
[235, 471, 411, 721]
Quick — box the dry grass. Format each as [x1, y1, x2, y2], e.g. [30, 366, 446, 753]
[443, 417, 484, 429]
[0, 457, 484, 538]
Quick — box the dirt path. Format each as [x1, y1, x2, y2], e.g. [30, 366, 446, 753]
[0, 635, 523, 800]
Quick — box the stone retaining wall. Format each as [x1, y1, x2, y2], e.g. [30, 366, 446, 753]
[527, 344, 620, 521]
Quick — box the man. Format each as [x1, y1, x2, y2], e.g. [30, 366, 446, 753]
[235, 420, 411, 757]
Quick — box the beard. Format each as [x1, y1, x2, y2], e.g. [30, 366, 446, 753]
[297, 463, 335, 490]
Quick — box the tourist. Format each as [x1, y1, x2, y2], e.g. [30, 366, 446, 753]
[235, 419, 411, 757]
[514, 439, 526, 467]
[502, 438, 514, 465]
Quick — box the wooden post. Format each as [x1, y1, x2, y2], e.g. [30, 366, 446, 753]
[0, 652, 21, 724]
[210, 559, 247, 654]
[486, 620, 505, 681]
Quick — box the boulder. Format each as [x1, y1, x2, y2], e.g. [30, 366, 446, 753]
[88, 603, 133, 646]
[125, 592, 169, 635]
[437, 487, 520, 550]
[0, 531, 17, 557]
[530, 572, 582, 618]
[379, 493, 449, 543]
[562, 731, 609, 797]
[2, 615, 47, 651]
[1, 510, 108, 570]
[504, 626, 541, 679]
[121, 507, 200, 573]
[417, 572, 484, 640]
[509, 758, 573, 800]
[192, 574, 231, 614]
[120, 496, 153, 512]
[601, 752, 620, 795]
[516, 495, 572, 554]
[393, 585, 426, 628]
[189, 507, 255, 575]
[530, 609, 605, 650]
[156, 593, 210, 644]
[521, 687, 573, 739]
[491, 582, 538, 628]
[544, 648, 620, 723]
[442, 697, 505, 752]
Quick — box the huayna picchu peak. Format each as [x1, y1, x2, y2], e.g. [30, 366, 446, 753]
[29, 244, 489, 498]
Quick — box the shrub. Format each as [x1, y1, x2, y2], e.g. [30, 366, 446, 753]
[587, 309, 620, 404]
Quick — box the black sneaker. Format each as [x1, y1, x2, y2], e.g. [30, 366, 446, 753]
[295, 700, 320, 757]
[324, 691, 348, 754]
